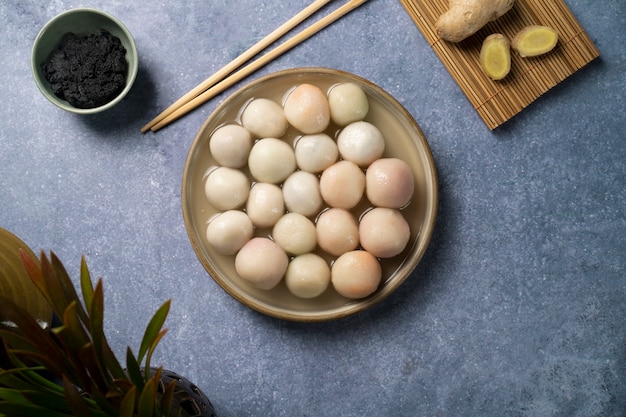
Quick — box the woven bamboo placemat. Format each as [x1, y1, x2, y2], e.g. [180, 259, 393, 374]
[399, 0, 600, 130]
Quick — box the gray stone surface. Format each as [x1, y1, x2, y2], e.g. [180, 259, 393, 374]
[1, 0, 624, 416]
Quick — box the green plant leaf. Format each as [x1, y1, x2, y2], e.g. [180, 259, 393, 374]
[0, 350, 67, 383]
[49, 252, 88, 323]
[0, 387, 32, 404]
[60, 301, 89, 348]
[137, 300, 170, 365]
[62, 374, 92, 417]
[100, 341, 126, 381]
[18, 250, 49, 307]
[118, 386, 136, 417]
[76, 343, 110, 395]
[125, 348, 144, 392]
[144, 329, 168, 376]
[83, 280, 115, 394]
[87, 279, 125, 381]
[0, 300, 69, 376]
[137, 376, 157, 417]
[33, 252, 73, 320]
[79, 256, 94, 313]
[0, 364, 65, 396]
[50, 326, 94, 390]
[0, 402, 75, 417]
[87, 387, 121, 417]
[0, 328, 38, 354]
[0, 368, 39, 391]
[21, 389, 75, 413]
[88, 280, 105, 356]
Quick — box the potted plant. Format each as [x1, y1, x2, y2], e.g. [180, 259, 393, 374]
[0, 243, 217, 417]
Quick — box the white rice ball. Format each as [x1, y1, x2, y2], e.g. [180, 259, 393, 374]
[248, 138, 296, 184]
[282, 171, 323, 217]
[246, 183, 285, 228]
[209, 124, 252, 168]
[336, 121, 385, 167]
[204, 167, 250, 210]
[328, 82, 369, 126]
[241, 98, 288, 138]
[205, 210, 253, 255]
[272, 212, 317, 255]
[285, 253, 331, 299]
[294, 133, 338, 173]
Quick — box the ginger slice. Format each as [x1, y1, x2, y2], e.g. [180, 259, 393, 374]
[512, 25, 559, 57]
[479, 33, 511, 80]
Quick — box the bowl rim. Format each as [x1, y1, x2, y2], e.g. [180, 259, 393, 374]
[30, 7, 139, 114]
[181, 67, 439, 322]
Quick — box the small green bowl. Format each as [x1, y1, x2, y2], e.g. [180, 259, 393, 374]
[31, 8, 138, 114]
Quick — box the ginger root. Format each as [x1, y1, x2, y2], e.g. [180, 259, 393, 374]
[436, 0, 515, 42]
[479, 33, 511, 80]
[512, 25, 559, 57]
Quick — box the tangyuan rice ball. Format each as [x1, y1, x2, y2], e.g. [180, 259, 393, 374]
[365, 158, 415, 208]
[319, 160, 365, 209]
[336, 121, 385, 167]
[315, 208, 359, 257]
[272, 212, 317, 255]
[283, 84, 330, 134]
[209, 124, 252, 168]
[327, 82, 369, 126]
[248, 138, 296, 184]
[294, 133, 338, 173]
[205, 210, 253, 255]
[241, 98, 288, 138]
[359, 208, 410, 258]
[246, 182, 285, 228]
[331, 250, 381, 299]
[285, 253, 331, 299]
[204, 166, 250, 210]
[235, 237, 288, 290]
[282, 171, 323, 217]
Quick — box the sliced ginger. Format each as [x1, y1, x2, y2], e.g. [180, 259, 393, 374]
[480, 33, 511, 80]
[512, 25, 559, 57]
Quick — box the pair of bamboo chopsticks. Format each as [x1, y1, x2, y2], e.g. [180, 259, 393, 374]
[141, 0, 368, 133]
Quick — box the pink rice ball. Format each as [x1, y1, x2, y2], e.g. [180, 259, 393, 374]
[315, 208, 360, 257]
[283, 83, 330, 134]
[319, 160, 365, 209]
[235, 237, 288, 290]
[331, 250, 381, 299]
[359, 208, 411, 258]
[366, 158, 415, 208]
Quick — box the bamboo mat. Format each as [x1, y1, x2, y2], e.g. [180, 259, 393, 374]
[399, 0, 600, 130]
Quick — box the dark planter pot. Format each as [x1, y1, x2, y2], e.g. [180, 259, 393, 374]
[153, 368, 217, 417]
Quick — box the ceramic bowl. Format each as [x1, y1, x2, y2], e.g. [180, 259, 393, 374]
[31, 8, 138, 114]
[182, 68, 438, 322]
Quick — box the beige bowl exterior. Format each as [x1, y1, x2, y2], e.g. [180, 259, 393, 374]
[182, 68, 438, 322]
[31, 8, 138, 114]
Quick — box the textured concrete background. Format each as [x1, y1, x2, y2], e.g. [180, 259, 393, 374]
[1, 0, 625, 416]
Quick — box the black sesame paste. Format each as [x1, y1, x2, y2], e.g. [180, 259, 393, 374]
[42, 30, 128, 109]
